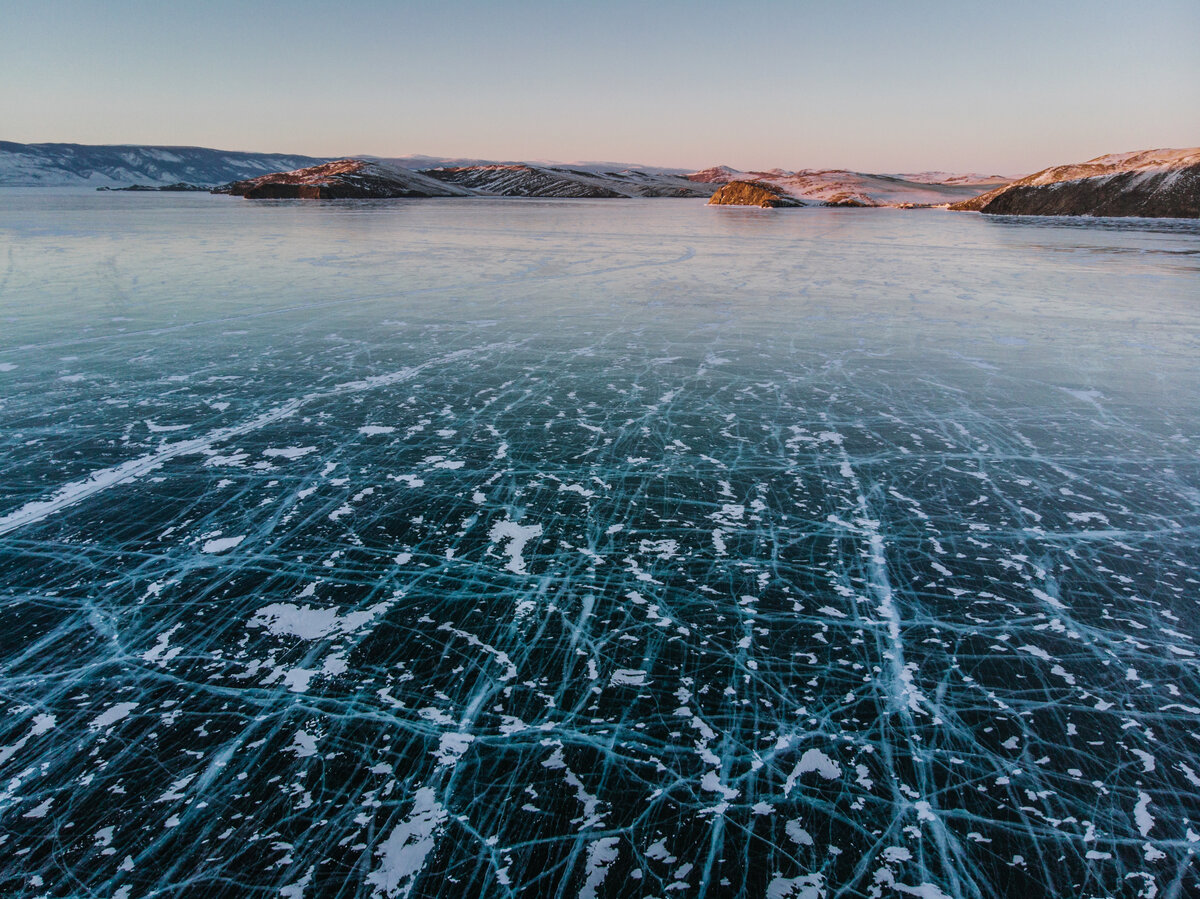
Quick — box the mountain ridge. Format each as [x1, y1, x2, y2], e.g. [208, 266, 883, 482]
[9, 141, 1194, 216]
[0, 141, 1010, 201]
[0, 141, 326, 187]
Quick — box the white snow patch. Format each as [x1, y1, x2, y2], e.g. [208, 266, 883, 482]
[786, 820, 813, 845]
[0, 713, 56, 765]
[579, 837, 620, 899]
[1031, 587, 1066, 611]
[281, 867, 314, 899]
[1130, 749, 1156, 773]
[283, 668, 316, 693]
[90, 702, 138, 730]
[1134, 791, 1154, 836]
[766, 873, 824, 899]
[488, 518, 543, 575]
[784, 748, 841, 795]
[202, 535, 245, 554]
[610, 669, 648, 687]
[263, 446, 316, 460]
[434, 733, 474, 767]
[141, 625, 184, 666]
[368, 787, 447, 897]
[291, 731, 318, 758]
[248, 601, 387, 640]
[700, 770, 740, 800]
[22, 797, 53, 819]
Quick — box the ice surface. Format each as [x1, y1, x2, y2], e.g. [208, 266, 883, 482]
[0, 192, 1198, 898]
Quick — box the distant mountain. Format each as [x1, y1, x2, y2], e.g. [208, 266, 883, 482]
[422, 164, 714, 198]
[219, 159, 472, 199]
[889, 171, 1016, 186]
[688, 166, 748, 183]
[0, 141, 327, 187]
[688, 165, 1010, 207]
[949, 148, 1200, 218]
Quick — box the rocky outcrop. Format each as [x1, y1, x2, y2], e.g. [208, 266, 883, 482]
[950, 148, 1200, 218]
[707, 180, 804, 208]
[218, 159, 473, 199]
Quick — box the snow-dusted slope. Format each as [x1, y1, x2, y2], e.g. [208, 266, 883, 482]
[0, 141, 326, 187]
[421, 164, 714, 198]
[690, 165, 1010, 207]
[221, 159, 473, 199]
[380, 155, 691, 176]
[951, 148, 1200, 217]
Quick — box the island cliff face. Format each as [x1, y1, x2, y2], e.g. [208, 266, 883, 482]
[950, 148, 1199, 218]
[219, 159, 472, 199]
[707, 181, 803, 208]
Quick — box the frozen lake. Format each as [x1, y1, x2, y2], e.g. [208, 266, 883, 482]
[1, 192, 1198, 898]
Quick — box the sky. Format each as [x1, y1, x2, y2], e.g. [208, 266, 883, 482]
[2, 0, 1197, 173]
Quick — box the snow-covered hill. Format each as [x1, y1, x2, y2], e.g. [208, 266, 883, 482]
[217, 159, 708, 200]
[380, 155, 691, 177]
[421, 164, 714, 198]
[689, 165, 1011, 207]
[951, 148, 1200, 217]
[220, 159, 473, 199]
[0, 141, 327, 187]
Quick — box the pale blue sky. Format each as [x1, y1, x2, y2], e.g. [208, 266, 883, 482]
[2, 0, 1197, 172]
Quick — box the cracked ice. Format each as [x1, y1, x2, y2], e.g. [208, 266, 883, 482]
[0, 195, 1198, 898]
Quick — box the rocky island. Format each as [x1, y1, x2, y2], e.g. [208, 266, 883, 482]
[706, 180, 804, 208]
[950, 148, 1199, 218]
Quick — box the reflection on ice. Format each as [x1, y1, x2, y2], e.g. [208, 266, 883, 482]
[0, 196, 1198, 898]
